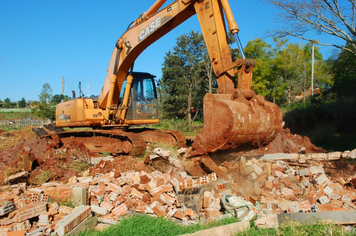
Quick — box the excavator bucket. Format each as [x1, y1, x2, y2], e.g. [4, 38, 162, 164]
[191, 92, 283, 156]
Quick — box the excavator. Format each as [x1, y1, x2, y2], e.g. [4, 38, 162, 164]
[55, 0, 283, 157]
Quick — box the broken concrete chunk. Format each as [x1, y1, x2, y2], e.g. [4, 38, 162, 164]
[154, 148, 171, 158]
[348, 149, 356, 159]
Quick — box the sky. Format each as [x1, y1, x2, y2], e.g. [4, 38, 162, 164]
[0, 0, 344, 102]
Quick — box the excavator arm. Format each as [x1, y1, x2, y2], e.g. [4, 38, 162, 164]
[98, 0, 251, 120]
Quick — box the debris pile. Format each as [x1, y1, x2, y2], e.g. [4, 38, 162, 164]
[0, 127, 356, 235]
[0, 147, 355, 235]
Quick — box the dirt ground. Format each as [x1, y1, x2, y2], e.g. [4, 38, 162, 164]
[0, 127, 353, 185]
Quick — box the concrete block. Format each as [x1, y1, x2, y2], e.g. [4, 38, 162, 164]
[348, 149, 356, 159]
[262, 153, 300, 162]
[91, 205, 108, 215]
[318, 196, 330, 204]
[315, 174, 328, 185]
[327, 152, 341, 160]
[298, 169, 309, 176]
[72, 187, 87, 206]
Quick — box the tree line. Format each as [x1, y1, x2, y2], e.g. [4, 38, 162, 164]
[159, 32, 355, 132]
[159, 0, 356, 133]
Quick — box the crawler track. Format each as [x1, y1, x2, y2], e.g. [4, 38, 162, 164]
[55, 128, 186, 157]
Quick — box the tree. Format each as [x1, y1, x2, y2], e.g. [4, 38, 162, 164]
[52, 94, 70, 104]
[331, 44, 356, 99]
[267, 0, 356, 55]
[161, 31, 208, 131]
[18, 97, 26, 108]
[32, 83, 55, 121]
[244, 38, 282, 103]
[4, 98, 11, 108]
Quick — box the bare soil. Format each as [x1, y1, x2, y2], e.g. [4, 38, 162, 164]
[0, 127, 350, 186]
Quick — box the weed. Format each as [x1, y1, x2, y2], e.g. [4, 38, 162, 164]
[149, 118, 203, 135]
[70, 160, 90, 172]
[32, 170, 54, 185]
[100, 151, 111, 157]
[50, 195, 75, 208]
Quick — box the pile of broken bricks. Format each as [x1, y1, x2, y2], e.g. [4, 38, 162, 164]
[0, 148, 355, 236]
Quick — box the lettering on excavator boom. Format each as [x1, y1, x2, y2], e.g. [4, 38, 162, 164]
[139, 15, 162, 42]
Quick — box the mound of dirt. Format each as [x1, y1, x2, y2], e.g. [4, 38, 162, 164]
[0, 128, 150, 185]
[235, 128, 325, 157]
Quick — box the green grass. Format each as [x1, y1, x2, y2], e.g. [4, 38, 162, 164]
[80, 214, 240, 236]
[149, 118, 203, 135]
[0, 108, 32, 113]
[79, 215, 355, 236]
[0, 111, 33, 120]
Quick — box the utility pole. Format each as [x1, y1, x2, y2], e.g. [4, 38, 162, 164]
[61, 76, 65, 95]
[311, 45, 314, 96]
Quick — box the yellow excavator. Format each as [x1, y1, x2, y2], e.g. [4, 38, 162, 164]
[55, 0, 283, 157]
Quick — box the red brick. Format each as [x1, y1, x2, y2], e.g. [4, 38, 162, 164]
[44, 187, 73, 201]
[7, 230, 25, 236]
[317, 203, 334, 212]
[173, 210, 185, 220]
[265, 181, 273, 190]
[204, 209, 221, 218]
[200, 156, 228, 179]
[161, 185, 173, 192]
[160, 193, 175, 206]
[112, 203, 128, 216]
[130, 188, 143, 199]
[107, 183, 120, 193]
[100, 201, 114, 212]
[300, 200, 311, 212]
[151, 201, 165, 217]
[134, 201, 147, 214]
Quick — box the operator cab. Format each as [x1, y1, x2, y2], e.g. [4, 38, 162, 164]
[120, 72, 158, 121]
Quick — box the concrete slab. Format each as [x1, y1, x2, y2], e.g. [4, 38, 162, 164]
[180, 220, 250, 236]
[67, 215, 97, 235]
[278, 211, 356, 225]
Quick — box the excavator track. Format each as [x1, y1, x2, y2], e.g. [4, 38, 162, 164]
[54, 128, 186, 157]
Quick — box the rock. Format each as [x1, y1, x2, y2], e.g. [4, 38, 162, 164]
[348, 149, 356, 159]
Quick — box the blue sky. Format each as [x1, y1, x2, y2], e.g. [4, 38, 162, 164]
[0, 0, 343, 102]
